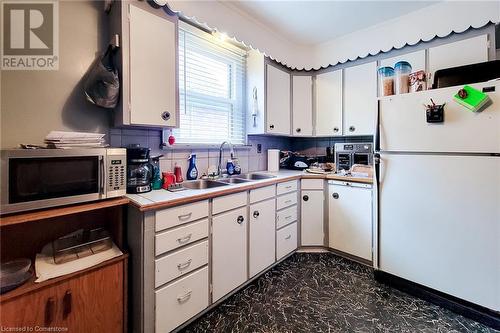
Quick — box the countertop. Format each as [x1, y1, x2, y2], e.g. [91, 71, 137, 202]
[127, 170, 373, 211]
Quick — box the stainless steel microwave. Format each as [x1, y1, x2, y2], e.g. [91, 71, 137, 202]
[1, 148, 127, 215]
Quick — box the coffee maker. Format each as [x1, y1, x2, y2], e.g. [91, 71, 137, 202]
[126, 146, 153, 194]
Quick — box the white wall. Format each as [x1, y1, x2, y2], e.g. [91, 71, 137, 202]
[1, 1, 111, 148]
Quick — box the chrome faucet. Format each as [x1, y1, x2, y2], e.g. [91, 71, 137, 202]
[217, 141, 234, 177]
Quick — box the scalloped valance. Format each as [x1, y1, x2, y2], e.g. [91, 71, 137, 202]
[167, 1, 499, 70]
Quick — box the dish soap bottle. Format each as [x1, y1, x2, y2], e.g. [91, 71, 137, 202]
[226, 159, 235, 176]
[186, 154, 198, 180]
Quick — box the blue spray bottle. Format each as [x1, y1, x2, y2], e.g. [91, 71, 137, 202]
[186, 154, 198, 180]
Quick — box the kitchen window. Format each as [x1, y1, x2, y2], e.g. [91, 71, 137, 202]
[173, 23, 247, 145]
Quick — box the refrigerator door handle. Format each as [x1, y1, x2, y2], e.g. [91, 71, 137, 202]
[375, 100, 380, 152]
[374, 153, 381, 186]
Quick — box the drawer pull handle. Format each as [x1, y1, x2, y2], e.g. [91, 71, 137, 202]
[285, 186, 292, 189]
[45, 297, 55, 326]
[237, 215, 245, 224]
[285, 234, 292, 240]
[177, 259, 192, 270]
[177, 290, 193, 303]
[63, 290, 72, 319]
[285, 215, 292, 220]
[178, 212, 193, 221]
[285, 200, 292, 204]
[177, 234, 192, 244]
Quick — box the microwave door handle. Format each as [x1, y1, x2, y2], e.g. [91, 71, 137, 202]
[99, 156, 105, 195]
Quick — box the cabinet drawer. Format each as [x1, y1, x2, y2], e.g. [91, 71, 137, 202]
[277, 180, 298, 195]
[301, 179, 324, 190]
[277, 192, 297, 210]
[277, 222, 297, 260]
[155, 267, 208, 333]
[155, 219, 208, 256]
[250, 185, 275, 203]
[276, 205, 297, 229]
[212, 191, 247, 215]
[155, 241, 208, 287]
[155, 200, 209, 232]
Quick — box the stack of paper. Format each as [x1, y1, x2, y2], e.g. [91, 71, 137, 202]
[45, 131, 108, 148]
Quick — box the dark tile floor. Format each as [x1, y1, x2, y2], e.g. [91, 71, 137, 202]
[181, 253, 498, 333]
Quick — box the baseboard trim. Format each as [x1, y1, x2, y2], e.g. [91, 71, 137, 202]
[374, 270, 500, 330]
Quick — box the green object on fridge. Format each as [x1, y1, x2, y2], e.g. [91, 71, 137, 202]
[453, 85, 490, 112]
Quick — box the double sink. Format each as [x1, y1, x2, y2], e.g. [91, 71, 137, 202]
[182, 173, 276, 190]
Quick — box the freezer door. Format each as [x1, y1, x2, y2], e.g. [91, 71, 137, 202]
[378, 153, 500, 311]
[379, 81, 500, 153]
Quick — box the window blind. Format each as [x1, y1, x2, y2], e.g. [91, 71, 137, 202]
[174, 23, 247, 145]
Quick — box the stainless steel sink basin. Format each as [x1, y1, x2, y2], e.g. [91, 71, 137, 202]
[182, 179, 229, 189]
[218, 177, 252, 184]
[235, 173, 277, 180]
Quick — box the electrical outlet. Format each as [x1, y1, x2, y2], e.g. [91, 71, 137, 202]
[257, 144, 262, 153]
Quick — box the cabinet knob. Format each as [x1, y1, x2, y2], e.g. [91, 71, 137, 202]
[45, 297, 56, 326]
[302, 195, 309, 201]
[253, 211, 260, 218]
[269, 124, 274, 130]
[63, 290, 72, 319]
[333, 127, 339, 133]
[296, 128, 301, 133]
[237, 215, 245, 224]
[161, 111, 171, 121]
[349, 126, 355, 132]
[332, 193, 339, 199]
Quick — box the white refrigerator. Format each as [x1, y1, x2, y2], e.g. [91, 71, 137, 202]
[375, 80, 500, 312]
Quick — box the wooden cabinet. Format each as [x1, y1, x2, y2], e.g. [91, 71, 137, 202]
[1, 260, 125, 333]
[110, 1, 179, 127]
[343, 61, 377, 136]
[315, 70, 342, 136]
[212, 206, 247, 301]
[292, 75, 313, 136]
[266, 64, 291, 135]
[301, 190, 324, 246]
[428, 34, 489, 79]
[249, 198, 276, 277]
[328, 182, 372, 261]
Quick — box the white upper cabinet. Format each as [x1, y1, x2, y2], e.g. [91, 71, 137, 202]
[292, 76, 313, 136]
[315, 70, 342, 136]
[246, 50, 266, 135]
[343, 61, 377, 136]
[110, 2, 178, 127]
[379, 49, 426, 74]
[428, 34, 489, 79]
[266, 64, 291, 135]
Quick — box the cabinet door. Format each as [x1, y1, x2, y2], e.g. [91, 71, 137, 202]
[212, 207, 247, 301]
[249, 199, 276, 277]
[129, 5, 177, 127]
[301, 190, 324, 246]
[266, 64, 290, 135]
[428, 34, 488, 78]
[329, 185, 372, 261]
[315, 70, 342, 136]
[343, 62, 377, 136]
[292, 76, 313, 136]
[0, 261, 124, 332]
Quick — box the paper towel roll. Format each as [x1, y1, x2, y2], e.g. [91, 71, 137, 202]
[267, 149, 280, 172]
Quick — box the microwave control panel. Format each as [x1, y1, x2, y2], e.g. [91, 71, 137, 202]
[106, 153, 127, 194]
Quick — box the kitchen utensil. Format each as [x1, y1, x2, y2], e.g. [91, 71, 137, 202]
[378, 66, 395, 96]
[0, 259, 32, 294]
[52, 228, 112, 264]
[174, 163, 184, 183]
[394, 61, 412, 94]
[126, 146, 153, 194]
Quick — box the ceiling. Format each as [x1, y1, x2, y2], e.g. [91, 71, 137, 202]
[228, 1, 439, 46]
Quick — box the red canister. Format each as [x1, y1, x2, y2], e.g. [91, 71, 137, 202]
[162, 172, 176, 189]
[174, 164, 183, 183]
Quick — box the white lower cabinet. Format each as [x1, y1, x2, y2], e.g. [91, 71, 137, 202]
[155, 267, 209, 333]
[300, 190, 324, 246]
[276, 222, 298, 260]
[212, 206, 247, 302]
[328, 181, 373, 261]
[249, 198, 276, 277]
